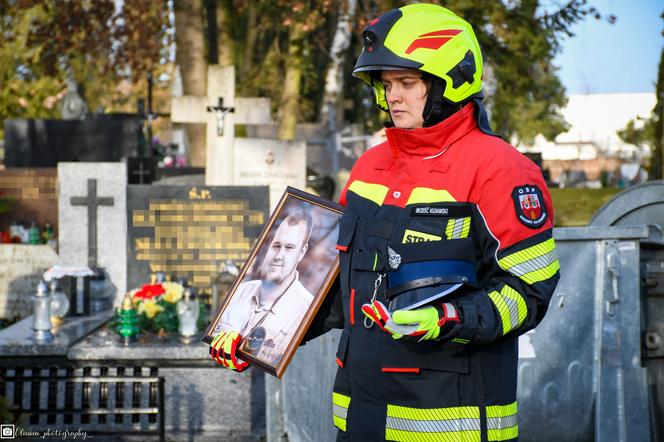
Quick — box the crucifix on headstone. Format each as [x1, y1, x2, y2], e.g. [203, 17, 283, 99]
[171, 65, 273, 186]
[207, 97, 235, 136]
[70, 178, 114, 268]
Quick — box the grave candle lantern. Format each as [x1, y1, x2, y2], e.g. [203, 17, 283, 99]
[49, 279, 70, 325]
[177, 288, 199, 344]
[116, 292, 139, 345]
[32, 281, 54, 342]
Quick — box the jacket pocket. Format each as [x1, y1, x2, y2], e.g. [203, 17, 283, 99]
[351, 249, 386, 272]
[335, 328, 351, 368]
[381, 337, 467, 408]
[382, 337, 468, 374]
[337, 213, 358, 299]
[336, 212, 358, 253]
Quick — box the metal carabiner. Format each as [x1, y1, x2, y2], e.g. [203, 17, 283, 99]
[364, 273, 386, 329]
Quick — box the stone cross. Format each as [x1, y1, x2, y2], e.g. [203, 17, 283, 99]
[171, 65, 272, 186]
[70, 178, 114, 268]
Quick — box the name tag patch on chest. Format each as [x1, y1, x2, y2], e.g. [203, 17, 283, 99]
[410, 205, 471, 217]
[402, 229, 442, 244]
[412, 206, 448, 216]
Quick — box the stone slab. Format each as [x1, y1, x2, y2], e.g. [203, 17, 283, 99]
[0, 244, 58, 319]
[0, 310, 112, 356]
[244, 122, 339, 178]
[68, 326, 212, 360]
[233, 138, 307, 211]
[58, 162, 127, 302]
[126, 185, 269, 294]
[68, 326, 259, 439]
[3, 116, 141, 167]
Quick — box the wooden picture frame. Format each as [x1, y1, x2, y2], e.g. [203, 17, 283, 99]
[203, 187, 343, 378]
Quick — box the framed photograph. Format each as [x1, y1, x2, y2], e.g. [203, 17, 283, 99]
[203, 187, 343, 378]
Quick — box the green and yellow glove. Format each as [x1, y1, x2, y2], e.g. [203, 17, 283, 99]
[209, 330, 250, 372]
[362, 301, 460, 341]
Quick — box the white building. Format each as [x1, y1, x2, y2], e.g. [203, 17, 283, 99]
[517, 92, 656, 161]
[516, 92, 656, 186]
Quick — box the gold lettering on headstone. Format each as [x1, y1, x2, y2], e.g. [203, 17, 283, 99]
[188, 187, 212, 200]
[132, 199, 264, 291]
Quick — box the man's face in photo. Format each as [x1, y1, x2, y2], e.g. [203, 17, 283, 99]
[261, 219, 309, 286]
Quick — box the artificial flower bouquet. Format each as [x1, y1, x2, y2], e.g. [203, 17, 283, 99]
[110, 282, 184, 336]
[127, 281, 184, 334]
[111, 276, 208, 339]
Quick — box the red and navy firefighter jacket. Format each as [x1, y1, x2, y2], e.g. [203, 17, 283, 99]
[309, 103, 560, 442]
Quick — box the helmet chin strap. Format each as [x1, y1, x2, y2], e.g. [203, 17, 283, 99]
[422, 77, 464, 127]
[378, 73, 473, 129]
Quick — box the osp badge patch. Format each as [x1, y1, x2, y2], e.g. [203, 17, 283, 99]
[512, 185, 547, 228]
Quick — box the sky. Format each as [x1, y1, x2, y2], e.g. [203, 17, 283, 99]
[553, 0, 663, 95]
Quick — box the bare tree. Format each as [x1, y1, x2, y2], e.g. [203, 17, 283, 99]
[174, 0, 208, 167]
[320, 0, 357, 127]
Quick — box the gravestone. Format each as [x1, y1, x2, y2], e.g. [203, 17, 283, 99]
[127, 185, 269, 294]
[247, 122, 336, 176]
[0, 168, 58, 236]
[171, 65, 272, 185]
[127, 157, 158, 185]
[172, 65, 308, 206]
[3, 114, 141, 167]
[0, 245, 58, 319]
[58, 163, 127, 300]
[234, 139, 306, 210]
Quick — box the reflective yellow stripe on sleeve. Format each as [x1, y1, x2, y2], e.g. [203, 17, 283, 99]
[386, 404, 481, 441]
[488, 285, 527, 335]
[498, 238, 560, 284]
[486, 402, 518, 441]
[332, 392, 351, 432]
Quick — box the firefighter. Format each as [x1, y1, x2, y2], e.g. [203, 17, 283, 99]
[210, 3, 560, 441]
